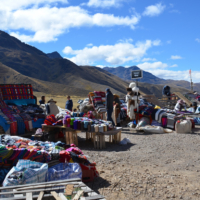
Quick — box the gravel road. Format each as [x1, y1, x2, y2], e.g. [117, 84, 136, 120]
[78, 125, 200, 200]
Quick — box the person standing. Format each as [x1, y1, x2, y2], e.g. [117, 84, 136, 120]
[39, 96, 45, 105]
[65, 96, 73, 111]
[105, 88, 115, 127]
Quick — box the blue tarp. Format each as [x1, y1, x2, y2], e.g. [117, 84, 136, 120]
[0, 115, 10, 132]
[4, 99, 35, 106]
[32, 118, 45, 128]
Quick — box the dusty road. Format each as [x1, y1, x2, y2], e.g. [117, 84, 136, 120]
[78, 126, 200, 200]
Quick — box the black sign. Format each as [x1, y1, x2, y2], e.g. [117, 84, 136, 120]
[131, 70, 143, 79]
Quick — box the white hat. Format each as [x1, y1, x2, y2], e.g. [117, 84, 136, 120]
[129, 82, 136, 88]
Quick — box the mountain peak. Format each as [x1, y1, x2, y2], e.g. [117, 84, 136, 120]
[47, 51, 62, 59]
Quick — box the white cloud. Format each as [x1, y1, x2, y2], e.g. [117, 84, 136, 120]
[195, 38, 200, 43]
[63, 39, 161, 65]
[85, 0, 124, 8]
[171, 55, 183, 60]
[1, 6, 140, 43]
[137, 61, 168, 70]
[87, 43, 93, 47]
[142, 58, 156, 62]
[136, 62, 200, 82]
[147, 69, 200, 83]
[170, 64, 178, 68]
[0, 0, 67, 11]
[143, 3, 166, 17]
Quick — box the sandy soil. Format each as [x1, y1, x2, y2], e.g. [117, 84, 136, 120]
[34, 92, 84, 109]
[76, 126, 200, 200]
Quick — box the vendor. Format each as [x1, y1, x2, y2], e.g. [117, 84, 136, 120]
[65, 96, 73, 111]
[39, 96, 45, 105]
[106, 88, 115, 127]
[113, 94, 121, 126]
[174, 99, 186, 111]
[126, 88, 137, 120]
[188, 102, 197, 113]
[48, 99, 59, 116]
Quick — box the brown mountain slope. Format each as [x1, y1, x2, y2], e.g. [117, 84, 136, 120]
[0, 30, 191, 98]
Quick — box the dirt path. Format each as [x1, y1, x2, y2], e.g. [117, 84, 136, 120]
[78, 126, 200, 200]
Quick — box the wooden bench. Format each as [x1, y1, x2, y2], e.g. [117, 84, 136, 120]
[86, 127, 122, 149]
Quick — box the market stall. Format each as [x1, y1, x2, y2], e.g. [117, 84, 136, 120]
[0, 84, 45, 135]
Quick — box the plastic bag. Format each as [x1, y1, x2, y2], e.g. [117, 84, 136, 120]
[136, 117, 150, 128]
[143, 125, 164, 134]
[2, 160, 48, 198]
[47, 163, 82, 182]
[119, 138, 131, 145]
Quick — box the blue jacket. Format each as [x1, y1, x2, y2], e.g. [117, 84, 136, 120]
[106, 91, 114, 110]
[65, 99, 73, 110]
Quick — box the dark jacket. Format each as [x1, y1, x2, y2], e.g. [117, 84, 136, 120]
[106, 91, 114, 110]
[39, 99, 45, 105]
[65, 99, 73, 110]
[162, 85, 171, 96]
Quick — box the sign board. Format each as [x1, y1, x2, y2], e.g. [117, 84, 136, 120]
[131, 70, 143, 79]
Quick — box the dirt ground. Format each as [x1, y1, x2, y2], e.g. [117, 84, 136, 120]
[34, 92, 84, 109]
[76, 126, 200, 200]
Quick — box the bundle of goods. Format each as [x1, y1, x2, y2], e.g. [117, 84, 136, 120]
[0, 134, 99, 186]
[0, 100, 17, 135]
[0, 84, 33, 100]
[61, 115, 114, 132]
[89, 91, 107, 113]
[1, 160, 83, 198]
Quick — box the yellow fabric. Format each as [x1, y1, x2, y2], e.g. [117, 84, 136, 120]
[114, 94, 120, 98]
[155, 105, 161, 109]
[69, 158, 74, 163]
[89, 92, 95, 97]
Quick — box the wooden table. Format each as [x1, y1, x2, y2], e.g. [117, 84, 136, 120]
[86, 127, 122, 149]
[0, 178, 106, 200]
[42, 124, 79, 146]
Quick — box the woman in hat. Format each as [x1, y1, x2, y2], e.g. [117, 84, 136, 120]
[126, 87, 137, 120]
[174, 99, 186, 111]
[47, 99, 59, 116]
[113, 94, 121, 126]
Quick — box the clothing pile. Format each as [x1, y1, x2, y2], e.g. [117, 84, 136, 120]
[89, 91, 107, 113]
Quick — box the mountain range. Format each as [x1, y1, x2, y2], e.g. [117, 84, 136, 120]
[103, 66, 200, 92]
[0, 30, 193, 98]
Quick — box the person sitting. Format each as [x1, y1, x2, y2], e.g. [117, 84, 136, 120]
[73, 108, 77, 112]
[174, 99, 186, 111]
[65, 96, 73, 111]
[188, 102, 197, 113]
[39, 96, 45, 105]
[47, 99, 59, 116]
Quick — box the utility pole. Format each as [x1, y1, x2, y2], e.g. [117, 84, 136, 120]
[189, 69, 193, 92]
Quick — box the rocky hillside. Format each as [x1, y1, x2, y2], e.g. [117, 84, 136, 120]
[0, 30, 191, 98]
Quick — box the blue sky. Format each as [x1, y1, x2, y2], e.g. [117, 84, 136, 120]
[0, 0, 200, 82]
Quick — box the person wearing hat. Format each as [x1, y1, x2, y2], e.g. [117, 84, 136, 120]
[39, 96, 45, 105]
[48, 99, 59, 116]
[105, 88, 115, 127]
[174, 99, 186, 111]
[113, 94, 121, 126]
[65, 96, 73, 111]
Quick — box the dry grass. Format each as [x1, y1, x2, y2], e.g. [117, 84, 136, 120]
[34, 92, 86, 109]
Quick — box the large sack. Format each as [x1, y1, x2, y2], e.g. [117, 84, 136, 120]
[2, 160, 48, 198]
[143, 125, 164, 134]
[175, 120, 192, 133]
[47, 163, 82, 182]
[136, 117, 150, 129]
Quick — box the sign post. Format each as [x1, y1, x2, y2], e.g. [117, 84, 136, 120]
[131, 70, 143, 112]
